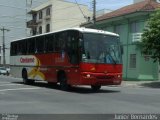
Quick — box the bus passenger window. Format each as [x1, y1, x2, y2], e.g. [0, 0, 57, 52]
[27, 38, 35, 54]
[45, 35, 54, 52]
[18, 40, 26, 55]
[55, 33, 60, 52]
[35, 36, 45, 53]
[66, 31, 79, 64]
[11, 42, 16, 56]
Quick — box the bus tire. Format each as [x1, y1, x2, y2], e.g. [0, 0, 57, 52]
[22, 69, 34, 85]
[47, 82, 57, 86]
[59, 73, 69, 91]
[91, 85, 101, 92]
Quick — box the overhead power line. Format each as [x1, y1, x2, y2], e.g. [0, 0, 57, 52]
[74, 0, 90, 21]
[93, 0, 96, 24]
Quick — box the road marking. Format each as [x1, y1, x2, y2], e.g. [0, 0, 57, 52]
[0, 82, 11, 84]
[0, 88, 40, 92]
[0, 84, 23, 86]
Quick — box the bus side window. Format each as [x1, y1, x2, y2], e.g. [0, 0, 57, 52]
[11, 42, 16, 56]
[45, 34, 54, 52]
[60, 32, 67, 52]
[55, 33, 60, 52]
[35, 36, 45, 53]
[17, 41, 22, 55]
[67, 31, 79, 64]
[55, 32, 67, 52]
[27, 38, 35, 54]
[18, 40, 26, 55]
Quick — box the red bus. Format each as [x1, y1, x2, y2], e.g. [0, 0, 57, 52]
[10, 28, 122, 91]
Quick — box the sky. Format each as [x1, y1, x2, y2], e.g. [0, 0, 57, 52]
[67, 0, 133, 11]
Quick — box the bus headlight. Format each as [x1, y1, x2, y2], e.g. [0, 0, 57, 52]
[86, 74, 91, 78]
[82, 73, 94, 78]
[117, 75, 121, 78]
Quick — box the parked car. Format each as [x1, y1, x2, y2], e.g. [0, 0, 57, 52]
[0, 67, 8, 75]
[6, 67, 10, 75]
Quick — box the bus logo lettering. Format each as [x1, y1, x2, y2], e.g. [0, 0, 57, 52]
[20, 57, 35, 63]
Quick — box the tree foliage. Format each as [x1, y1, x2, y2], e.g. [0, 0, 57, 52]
[142, 9, 160, 62]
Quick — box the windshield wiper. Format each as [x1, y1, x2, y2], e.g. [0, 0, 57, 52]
[108, 53, 116, 64]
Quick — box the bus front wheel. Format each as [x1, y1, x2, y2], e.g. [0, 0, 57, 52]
[91, 85, 101, 92]
[59, 73, 69, 91]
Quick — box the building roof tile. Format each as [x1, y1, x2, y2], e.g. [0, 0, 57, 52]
[97, 0, 160, 21]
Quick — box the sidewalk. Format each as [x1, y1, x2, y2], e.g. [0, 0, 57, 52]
[121, 80, 160, 88]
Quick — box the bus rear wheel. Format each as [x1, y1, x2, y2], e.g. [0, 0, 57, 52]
[22, 70, 34, 85]
[91, 85, 101, 92]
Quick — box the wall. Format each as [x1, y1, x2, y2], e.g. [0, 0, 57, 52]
[51, 0, 92, 31]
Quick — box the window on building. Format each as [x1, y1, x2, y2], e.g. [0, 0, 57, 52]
[130, 54, 136, 68]
[46, 24, 50, 33]
[130, 22, 140, 33]
[32, 27, 37, 35]
[39, 26, 42, 34]
[114, 25, 122, 35]
[39, 11, 43, 19]
[32, 13, 37, 20]
[46, 8, 50, 16]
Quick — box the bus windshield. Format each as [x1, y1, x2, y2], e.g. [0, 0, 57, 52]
[82, 33, 122, 64]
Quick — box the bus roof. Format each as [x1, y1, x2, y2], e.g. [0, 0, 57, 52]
[73, 28, 119, 36]
[12, 27, 119, 42]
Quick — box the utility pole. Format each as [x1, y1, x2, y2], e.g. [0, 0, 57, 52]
[0, 27, 10, 66]
[93, 0, 96, 25]
[26, 0, 28, 36]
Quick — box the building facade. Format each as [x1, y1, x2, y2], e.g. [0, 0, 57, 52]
[27, 0, 92, 35]
[0, 0, 49, 66]
[82, 0, 160, 81]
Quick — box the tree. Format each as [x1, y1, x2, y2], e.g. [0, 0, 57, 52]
[142, 9, 160, 62]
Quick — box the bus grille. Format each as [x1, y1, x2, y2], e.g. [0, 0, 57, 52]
[96, 75, 114, 80]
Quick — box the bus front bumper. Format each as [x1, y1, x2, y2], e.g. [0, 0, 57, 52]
[80, 72, 122, 86]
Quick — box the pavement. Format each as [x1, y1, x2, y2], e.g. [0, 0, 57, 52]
[121, 80, 160, 88]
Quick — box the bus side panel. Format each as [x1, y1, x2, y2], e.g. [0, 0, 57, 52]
[10, 56, 22, 78]
[34, 53, 73, 83]
[10, 55, 45, 80]
[34, 54, 55, 82]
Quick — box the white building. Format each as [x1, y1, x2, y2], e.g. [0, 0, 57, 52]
[0, 0, 49, 66]
[27, 0, 92, 35]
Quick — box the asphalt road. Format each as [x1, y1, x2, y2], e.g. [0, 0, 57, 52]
[0, 75, 160, 119]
